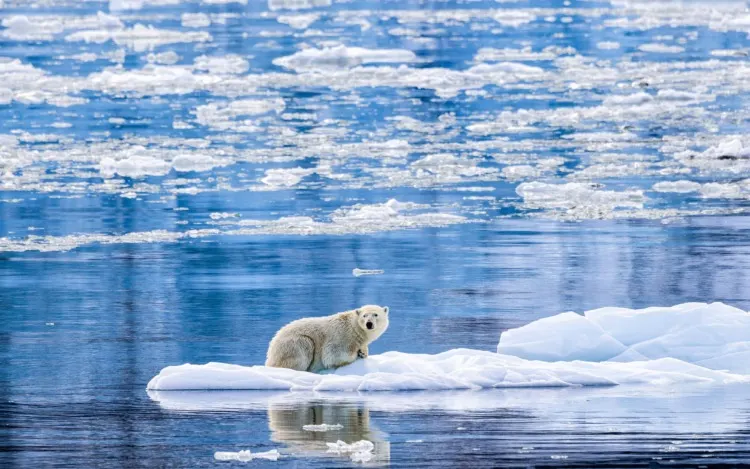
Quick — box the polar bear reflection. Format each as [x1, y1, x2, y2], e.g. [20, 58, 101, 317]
[267, 401, 390, 463]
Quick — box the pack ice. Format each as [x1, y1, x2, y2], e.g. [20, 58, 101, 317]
[147, 302, 750, 391]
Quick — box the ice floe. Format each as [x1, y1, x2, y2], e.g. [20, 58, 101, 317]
[303, 423, 343, 432]
[273, 45, 418, 71]
[352, 268, 384, 277]
[0, 199, 467, 252]
[268, 0, 331, 11]
[148, 302, 750, 392]
[214, 449, 280, 462]
[327, 440, 374, 463]
[66, 24, 212, 52]
[515, 182, 646, 220]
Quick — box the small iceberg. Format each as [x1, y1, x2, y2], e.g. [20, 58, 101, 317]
[147, 302, 750, 392]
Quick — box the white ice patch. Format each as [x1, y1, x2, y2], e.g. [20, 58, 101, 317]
[181, 13, 211, 28]
[147, 347, 747, 392]
[194, 54, 249, 74]
[596, 41, 620, 50]
[273, 45, 418, 71]
[260, 167, 314, 187]
[638, 43, 685, 54]
[0, 200, 466, 252]
[327, 440, 374, 463]
[498, 302, 750, 375]
[66, 24, 212, 52]
[515, 182, 646, 220]
[214, 449, 280, 462]
[194, 98, 285, 130]
[303, 423, 343, 431]
[110, 0, 181, 10]
[277, 13, 320, 29]
[268, 0, 331, 11]
[352, 268, 384, 277]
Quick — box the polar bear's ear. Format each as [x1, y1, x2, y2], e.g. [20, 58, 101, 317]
[355, 308, 362, 316]
[383, 306, 389, 314]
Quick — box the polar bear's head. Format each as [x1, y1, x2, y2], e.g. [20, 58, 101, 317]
[355, 305, 389, 338]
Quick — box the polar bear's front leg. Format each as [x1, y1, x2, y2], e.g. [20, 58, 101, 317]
[321, 342, 357, 370]
[357, 344, 368, 359]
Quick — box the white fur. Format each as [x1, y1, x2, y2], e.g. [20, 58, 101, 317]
[266, 305, 390, 373]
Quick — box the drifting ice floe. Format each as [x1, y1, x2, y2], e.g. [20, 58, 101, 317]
[352, 268, 384, 277]
[147, 302, 750, 392]
[303, 423, 343, 432]
[214, 449, 280, 462]
[273, 45, 418, 72]
[327, 440, 375, 463]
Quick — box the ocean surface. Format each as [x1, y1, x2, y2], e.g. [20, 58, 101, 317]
[2, 0, 750, 466]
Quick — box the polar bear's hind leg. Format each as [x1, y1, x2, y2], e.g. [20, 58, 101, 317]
[266, 335, 315, 372]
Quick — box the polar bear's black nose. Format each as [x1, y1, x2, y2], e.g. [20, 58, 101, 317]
[366, 321, 374, 330]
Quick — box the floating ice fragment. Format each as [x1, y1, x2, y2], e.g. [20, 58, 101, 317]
[277, 13, 320, 29]
[302, 423, 343, 431]
[203, 0, 247, 4]
[261, 167, 314, 187]
[327, 440, 374, 461]
[515, 181, 645, 220]
[194, 55, 249, 75]
[352, 268, 384, 277]
[146, 51, 180, 65]
[210, 212, 240, 220]
[181, 13, 211, 28]
[268, 0, 331, 11]
[110, 0, 180, 10]
[652, 181, 701, 193]
[596, 41, 620, 50]
[638, 43, 685, 54]
[66, 24, 211, 52]
[214, 449, 280, 462]
[273, 45, 418, 71]
[100, 155, 171, 178]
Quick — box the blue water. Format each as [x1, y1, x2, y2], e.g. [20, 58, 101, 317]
[3, 0, 750, 466]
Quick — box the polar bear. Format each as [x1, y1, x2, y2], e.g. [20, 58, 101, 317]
[266, 305, 389, 373]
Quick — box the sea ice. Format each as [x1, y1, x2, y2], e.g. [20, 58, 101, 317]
[268, 0, 332, 11]
[303, 423, 343, 431]
[148, 303, 750, 392]
[498, 302, 750, 374]
[352, 268, 384, 277]
[327, 440, 375, 463]
[214, 449, 280, 462]
[273, 45, 418, 71]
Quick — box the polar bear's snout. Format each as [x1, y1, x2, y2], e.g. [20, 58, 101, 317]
[356, 305, 389, 336]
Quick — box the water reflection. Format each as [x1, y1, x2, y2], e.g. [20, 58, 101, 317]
[147, 385, 750, 466]
[267, 400, 390, 464]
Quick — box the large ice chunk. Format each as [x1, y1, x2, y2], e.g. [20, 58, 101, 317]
[498, 302, 750, 374]
[147, 348, 746, 392]
[497, 312, 627, 361]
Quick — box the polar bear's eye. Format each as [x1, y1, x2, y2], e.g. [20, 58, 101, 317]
[373, 314, 378, 317]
